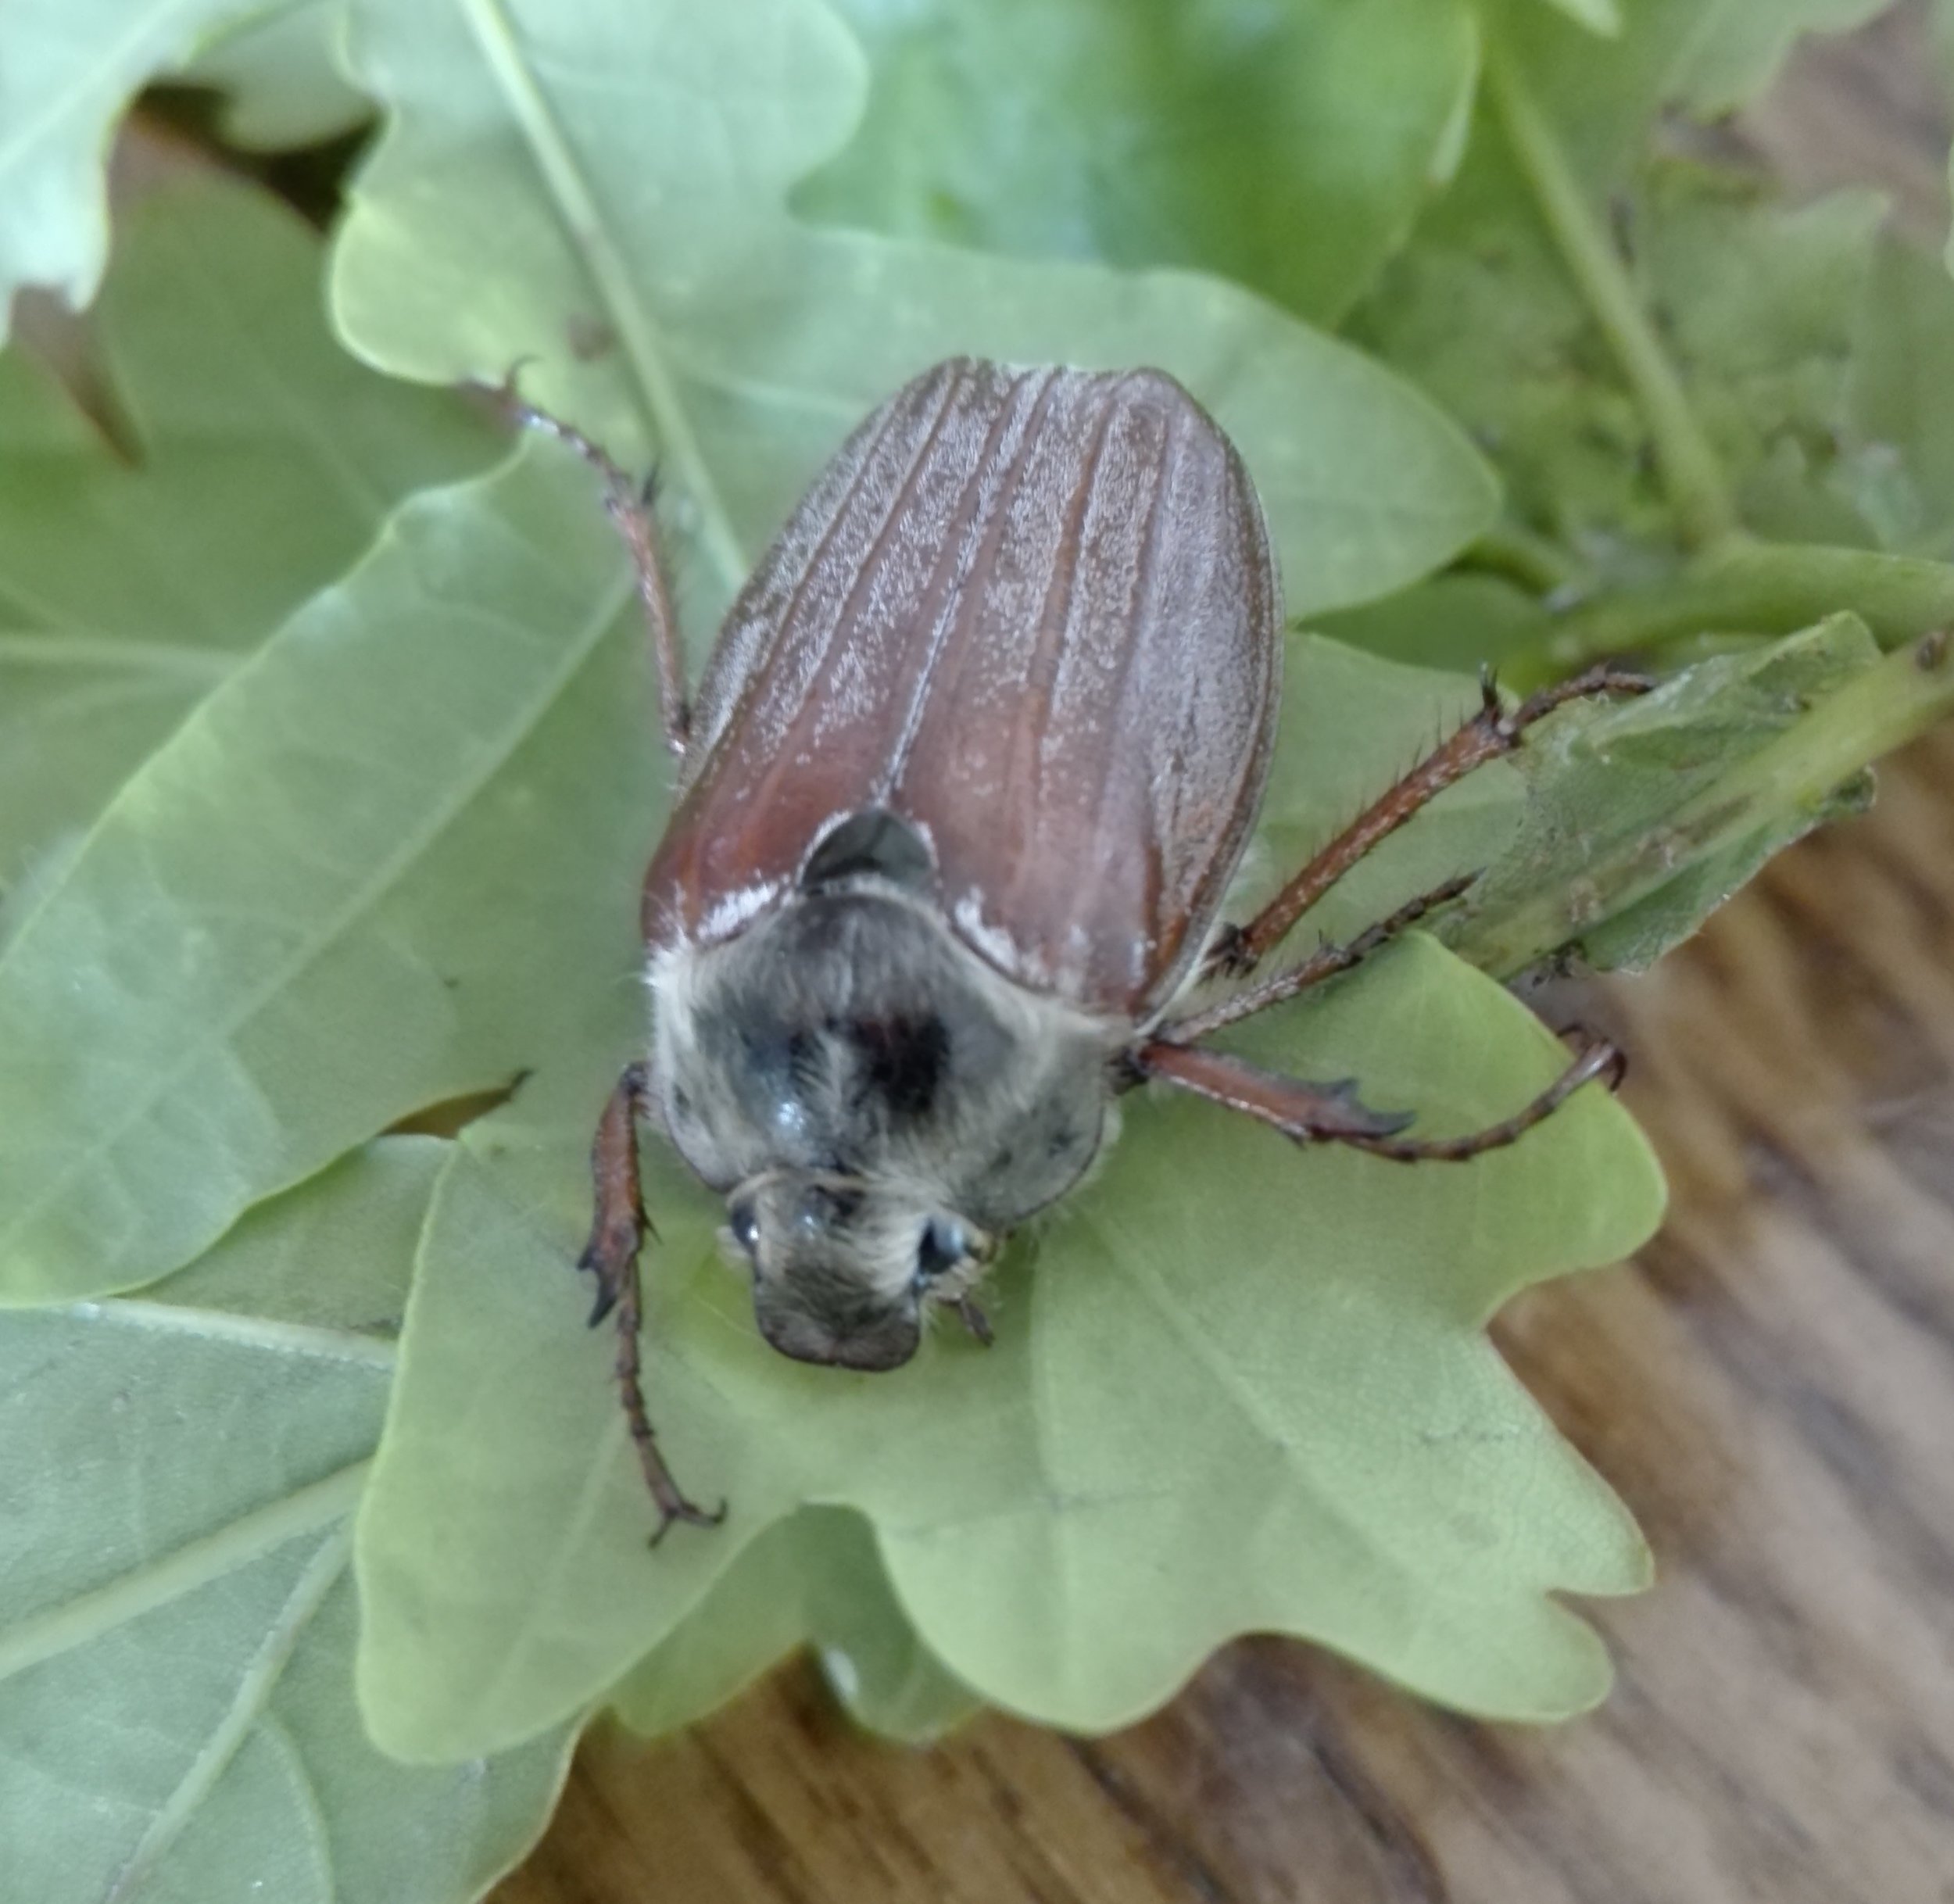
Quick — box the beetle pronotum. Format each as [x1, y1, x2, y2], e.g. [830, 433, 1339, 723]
[510, 359, 1643, 1541]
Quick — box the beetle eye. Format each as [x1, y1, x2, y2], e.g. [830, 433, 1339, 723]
[728, 1197, 760, 1256]
[916, 1217, 970, 1281]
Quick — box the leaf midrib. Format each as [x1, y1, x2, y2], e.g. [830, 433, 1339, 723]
[0, 1461, 367, 1682]
[454, 0, 749, 595]
[102, 1526, 350, 1904]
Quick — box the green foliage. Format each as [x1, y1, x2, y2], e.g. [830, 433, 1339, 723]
[1451, 614, 1882, 974]
[0, 444, 651, 1305]
[610, 1508, 983, 1744]
[0, 0, 273, 335]
[0, 174, 495, 909]
[328, 0, 1496, 625]
[4, 0, 1954, 1893]
[351, 639, 1662, 1759]
[0, 1139, 574, 1904]
[1333, 0, 1954, 675]
[798, 0, 1480, 325]
[174, 3, 372, 151]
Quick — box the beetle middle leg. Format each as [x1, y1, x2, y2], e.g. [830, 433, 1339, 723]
[1208, 664, 1653, 979]
[1168, 871, 1478, 1044]
[493, 375, 693, 758]
[581, 1061, 725, 1544]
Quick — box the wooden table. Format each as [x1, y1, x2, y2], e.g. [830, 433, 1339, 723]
[496, 16, 1954, 1900]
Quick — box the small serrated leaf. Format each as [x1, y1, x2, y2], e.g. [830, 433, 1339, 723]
[1448, 614, 1884, 975]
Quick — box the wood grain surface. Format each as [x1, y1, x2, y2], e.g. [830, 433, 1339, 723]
[495, 15, 1954, 1901]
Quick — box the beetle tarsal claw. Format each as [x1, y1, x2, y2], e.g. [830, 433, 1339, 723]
[582, 1273, 619, 1330]
[954, 1295, 995, 1347]
[1320, 1079, 1417, 1137]
[648, 1496, 728, 1551]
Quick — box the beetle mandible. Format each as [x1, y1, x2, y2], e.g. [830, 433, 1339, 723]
[510, 359, 1644, 1541]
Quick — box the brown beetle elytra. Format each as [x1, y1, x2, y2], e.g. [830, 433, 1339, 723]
[510, 359, 1644, 1541]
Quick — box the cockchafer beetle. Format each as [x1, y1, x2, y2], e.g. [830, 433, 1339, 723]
[508, 358, 1644, 1541]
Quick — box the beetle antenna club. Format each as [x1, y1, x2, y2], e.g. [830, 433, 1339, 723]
[547, 356, 1644, 1540]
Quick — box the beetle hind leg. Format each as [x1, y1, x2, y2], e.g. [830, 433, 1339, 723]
[1132, 1029, 1624, 1161]
[1212, 664, 1652, 979]
[581, 1063, 725, 1544]
[1327, 1033, 1626, 1163]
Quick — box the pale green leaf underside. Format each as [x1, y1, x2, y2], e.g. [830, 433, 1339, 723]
[610, 1506, 983, 1745]
[357, 930, 1662, 1762]
[0, 0, 289, 335]
[0, 1140, 574, 1904]
[173, 1, 374, 151]
[0, 170, 495, 905]
[0, 445, 653, 1305]
[330, 0, 1497, 625]
[1535, 0, 1622, 34]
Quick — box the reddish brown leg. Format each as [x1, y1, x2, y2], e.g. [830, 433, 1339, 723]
[581, 1062, 725, 1544]
[493, 374, 692, 759]
[1132, 1033, 1624, 1163]
[1169, 871, 1476, 1044]
[1213, 665, 1652, 977]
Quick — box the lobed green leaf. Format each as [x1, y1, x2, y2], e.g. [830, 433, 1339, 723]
[0, 445, 648, 1305]
[610, 1507, 983, 1745]
[172, 2, 373, 152]
[351, 625, 1662, 1763]
[797, 0, 1480, 327]
[329, 0, 1498, 625]
[0, 1139, 574, 1904]
[0, 0, 295, 335]
[0, 170, 495, 909]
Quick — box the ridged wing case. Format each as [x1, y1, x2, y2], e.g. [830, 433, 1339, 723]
[643, 357, 1281, 1018]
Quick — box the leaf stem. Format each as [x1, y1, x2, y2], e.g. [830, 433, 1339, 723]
[1485, 38, 1739, 552]
[1541, 542, 1954, 671]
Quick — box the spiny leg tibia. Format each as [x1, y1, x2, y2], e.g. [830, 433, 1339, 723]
[1132, 1031, 1623, 1163]
[1168, 871, 1476, 1045]
[1211, 664, 1653, 980]
[488, 367, 692, 760]
[581, 1061, 725, 1544]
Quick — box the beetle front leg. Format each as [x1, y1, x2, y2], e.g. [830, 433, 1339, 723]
[1211, 664, 1653, 976]
[581, 1062, 725, 1544]
[492, 374, 693, 759]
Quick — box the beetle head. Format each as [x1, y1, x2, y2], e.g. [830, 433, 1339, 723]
[724, 1169, 994, 1372]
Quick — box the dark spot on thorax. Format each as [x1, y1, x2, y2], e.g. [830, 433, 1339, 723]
[843, 1012, 950, 1119]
